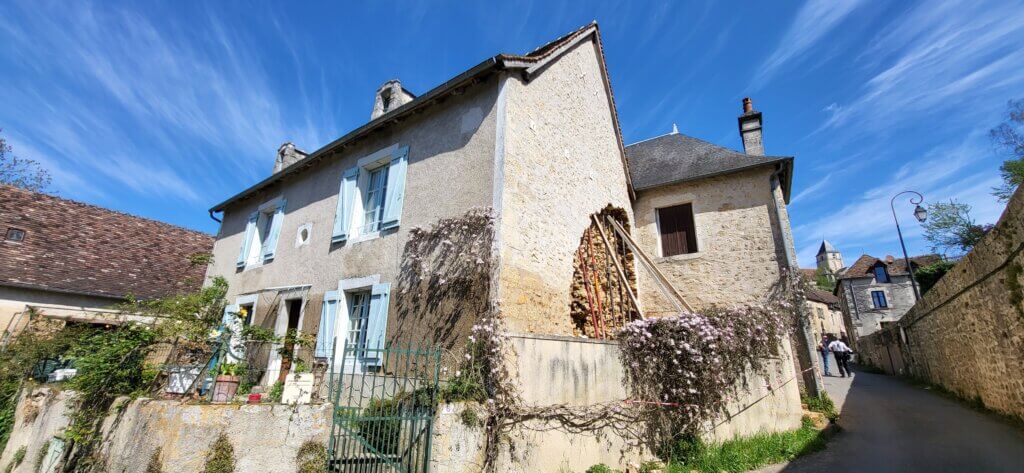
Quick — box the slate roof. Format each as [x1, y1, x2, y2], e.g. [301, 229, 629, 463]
[806, 288, 839, 305]
[838, 254, 943, 280]
[211, 22, 633, 211]
[624, 132, 793, 201]
[817, 240, 837, 255]
[0, 185, 214, 300]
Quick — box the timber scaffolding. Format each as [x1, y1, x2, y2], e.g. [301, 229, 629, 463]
[571, 214, 693, 339]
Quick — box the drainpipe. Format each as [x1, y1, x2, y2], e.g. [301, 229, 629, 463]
[770, 168, 825, 397]
[209, 210, 222, 223]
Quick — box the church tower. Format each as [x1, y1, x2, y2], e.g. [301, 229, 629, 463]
[816, 240, 844, 275]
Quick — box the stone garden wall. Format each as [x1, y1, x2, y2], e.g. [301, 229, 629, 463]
[857, 186, 1024, 421]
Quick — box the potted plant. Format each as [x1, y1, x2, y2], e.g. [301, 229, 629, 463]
[212, 362, 241, 403]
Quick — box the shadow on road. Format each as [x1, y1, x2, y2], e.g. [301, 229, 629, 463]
[778, 366, 1024, 473]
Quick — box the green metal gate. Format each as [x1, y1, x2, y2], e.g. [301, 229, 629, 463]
[327, 342, 441, 472]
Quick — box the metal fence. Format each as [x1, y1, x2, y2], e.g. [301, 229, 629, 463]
[327, 342, 441, 473]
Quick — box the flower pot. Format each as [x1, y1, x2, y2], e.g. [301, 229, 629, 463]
[212, 375, 241, 403]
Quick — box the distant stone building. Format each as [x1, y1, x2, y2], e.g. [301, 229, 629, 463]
[835, 253, 941, 339]
[805, 288, 844, 342]
[816, 240, 844, 279]
[0, 185, 213, 341]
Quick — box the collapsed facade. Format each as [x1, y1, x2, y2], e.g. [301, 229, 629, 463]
[199, 23, 812, 468]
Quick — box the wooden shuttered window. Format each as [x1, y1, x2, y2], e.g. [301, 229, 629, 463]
[658, 203, 698, 257]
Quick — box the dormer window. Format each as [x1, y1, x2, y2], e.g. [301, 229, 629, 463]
[873, 264, 890, 283]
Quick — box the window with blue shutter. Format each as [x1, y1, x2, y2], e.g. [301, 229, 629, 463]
[261, 199, 286, 261]
[381, 146, 408, 230]
[236, 213, 258, 267]
[332, 168, 359, 243]
[315, 291, 339, 359]
[364, 283, 391, 363]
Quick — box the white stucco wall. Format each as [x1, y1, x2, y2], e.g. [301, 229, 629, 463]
[205, 77, 501, 357]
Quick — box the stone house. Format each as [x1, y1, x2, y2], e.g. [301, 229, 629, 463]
[806, 288, 844, 342]
[0, 184, 213, 342]
[835, 253, 941, 340]
[203, 23, 809, 464]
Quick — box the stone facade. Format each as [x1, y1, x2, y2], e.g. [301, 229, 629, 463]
[855, 185, 1024, 421]
[836, 271, 917, 339]
[0, 387, 330, 472]
[632, 167, 787, 315]
[496, 38, 633, 336]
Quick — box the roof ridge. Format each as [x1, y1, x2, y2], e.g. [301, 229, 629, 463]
[0, 184, 212, 238]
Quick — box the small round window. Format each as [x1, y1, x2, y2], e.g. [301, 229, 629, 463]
[295, 224, 312, 247]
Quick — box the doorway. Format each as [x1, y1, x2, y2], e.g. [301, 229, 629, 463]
[277, 298, 303, 383]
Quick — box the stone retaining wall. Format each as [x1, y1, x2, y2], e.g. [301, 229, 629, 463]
[857, 186, 1024, 421]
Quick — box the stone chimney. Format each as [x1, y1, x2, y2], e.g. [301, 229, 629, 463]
[738, 97, 764, 156]
[371, 80, 416, 120]
[885, 255, 895, 264]
[274, 142, 308, 174]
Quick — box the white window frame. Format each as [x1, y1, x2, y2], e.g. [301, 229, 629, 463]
[244, 196, 285, 269]
[333, 274, 381, 372]
[347, 144, 401, 244]
[653, 198, 702, 260]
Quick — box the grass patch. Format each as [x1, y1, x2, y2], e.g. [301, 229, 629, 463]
[802, 391, 839, 421]
[202, 433, 235, 473]
[664, 417, 829, 473]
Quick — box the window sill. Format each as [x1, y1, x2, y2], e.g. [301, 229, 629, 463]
[350, 231, 382, 244]
[656, 251, 703, 263]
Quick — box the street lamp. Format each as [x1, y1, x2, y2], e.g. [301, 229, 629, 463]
[891, 191, 927, 301]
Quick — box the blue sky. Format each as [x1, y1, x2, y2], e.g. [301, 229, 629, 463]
[2, 0, 1022, 268]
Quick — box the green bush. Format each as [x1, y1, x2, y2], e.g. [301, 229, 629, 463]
[802, 391, 839, 421]
[665, 417, 828, 473]
[295, 440, 327, 473]
[459, 406, 480, 428]
[916, 260, 956, 294]
[202, 434, 235, 473]
[268, 381, 284, 403]
[586, 464, 620, 473]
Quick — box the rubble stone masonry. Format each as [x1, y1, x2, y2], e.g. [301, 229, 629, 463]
[857, 186, 1024, 421]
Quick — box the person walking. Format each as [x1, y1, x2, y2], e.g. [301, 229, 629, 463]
[817, 335, 832, 376]
[828, 337, 853, 378]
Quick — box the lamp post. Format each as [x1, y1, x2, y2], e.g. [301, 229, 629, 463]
[890, 191, 928, 301]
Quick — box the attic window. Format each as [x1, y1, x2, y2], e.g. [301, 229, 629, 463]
[873, 265, 890, 283]
[5, 228, 25, 242]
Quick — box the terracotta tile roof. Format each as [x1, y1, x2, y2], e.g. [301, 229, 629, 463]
[806, 288, 839, 305]
[0, 185, 214, 300]
[800, 268, 818, 282]
[838, 254, 942, 280]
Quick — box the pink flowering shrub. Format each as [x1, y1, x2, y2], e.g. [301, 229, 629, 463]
[618, 275, 803, 448]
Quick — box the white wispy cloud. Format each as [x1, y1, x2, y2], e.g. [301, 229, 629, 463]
[821, 0, 1024, 136]
[791, 173, 832, 204]
[793, 133, 1005, 266]
[0, 1, 333, 207]
[752, 0, 865, 86]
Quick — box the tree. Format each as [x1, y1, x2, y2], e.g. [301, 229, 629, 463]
[0, 130, 51, 192]
[991, 99, 1024, 202]
[922, 200, 992, 255]
[916, 260, 956, 295]
[813, 268, 836, 291]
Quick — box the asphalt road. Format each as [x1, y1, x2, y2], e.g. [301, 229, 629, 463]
[768, 368, 1024, 473]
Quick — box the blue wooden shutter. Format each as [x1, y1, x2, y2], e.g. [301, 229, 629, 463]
[236, 212, 258, 267]
[315, 291, 339, 359]
[381, 146, 408, 230]
[365, 283, 391, 358]
[332, 168, 359, 242]
[261, 199, 286, 261]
